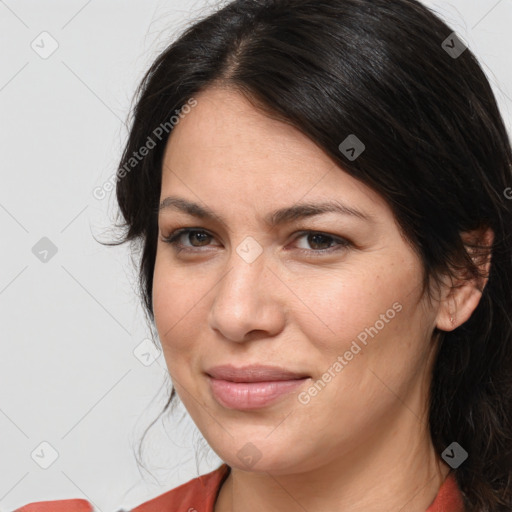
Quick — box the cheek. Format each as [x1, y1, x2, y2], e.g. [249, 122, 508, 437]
[290, 260, 414, 352]
[292, 256, 430, 407]
[152, 256, 203, 359]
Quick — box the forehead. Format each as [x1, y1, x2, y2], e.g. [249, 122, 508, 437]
[160, 87, 390, 221]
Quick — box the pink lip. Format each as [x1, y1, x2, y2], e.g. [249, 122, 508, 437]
[205, 364, 309, 382]
[205, 365, 310, 410]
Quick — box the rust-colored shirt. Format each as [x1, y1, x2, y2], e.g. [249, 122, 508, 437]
[14, 463, 465, 511]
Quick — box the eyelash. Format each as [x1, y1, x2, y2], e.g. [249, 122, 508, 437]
[160, 228, 352, 257]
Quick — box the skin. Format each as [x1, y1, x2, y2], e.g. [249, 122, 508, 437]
[152, 86, 491, 512]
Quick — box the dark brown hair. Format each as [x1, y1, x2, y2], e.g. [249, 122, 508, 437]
[107, 1, 512, 509]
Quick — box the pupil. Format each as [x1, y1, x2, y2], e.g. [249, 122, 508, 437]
[309, 233, 331, 250]
[192, 231, 209, 245]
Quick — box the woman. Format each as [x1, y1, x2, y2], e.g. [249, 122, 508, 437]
[16, 0, 512, 511]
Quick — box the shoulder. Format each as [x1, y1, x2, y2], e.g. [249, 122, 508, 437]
[426, 472, 466, 512]
[131, 463, 230, 512]
[13, 464, 230, 512]
[13, 499, 94, 512]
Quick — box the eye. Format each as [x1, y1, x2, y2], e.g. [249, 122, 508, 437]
[293, 231, 351, 256]
[160, 228, 351, 257]
[161, 228, 218, 252]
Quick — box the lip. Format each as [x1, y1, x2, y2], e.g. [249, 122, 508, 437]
[205, 365, 310, 410]
[205, 364, 309, 382]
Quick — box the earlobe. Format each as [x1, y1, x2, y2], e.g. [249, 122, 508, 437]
[436, 282, 484, 332]
[435, 227, 494, 332]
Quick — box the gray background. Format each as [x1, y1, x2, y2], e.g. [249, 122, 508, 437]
[1, 1, 511, 511]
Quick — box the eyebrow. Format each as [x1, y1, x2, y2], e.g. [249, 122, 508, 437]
[158, 196, 373, 227]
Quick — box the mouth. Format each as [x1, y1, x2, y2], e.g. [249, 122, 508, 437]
[205, 364, 310, 382]
[205, 364, 310, 410]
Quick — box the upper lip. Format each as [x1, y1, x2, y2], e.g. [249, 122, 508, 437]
[205, 364, 310, 383]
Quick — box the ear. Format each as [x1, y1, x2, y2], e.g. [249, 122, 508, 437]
[435, 227, 494, 332]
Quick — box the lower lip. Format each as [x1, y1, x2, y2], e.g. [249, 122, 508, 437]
[207, 375, 309, 410]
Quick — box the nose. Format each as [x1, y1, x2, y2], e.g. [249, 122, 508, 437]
[208, 247, 286, 343]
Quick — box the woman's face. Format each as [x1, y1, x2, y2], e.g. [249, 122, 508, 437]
[153, 87, 442, 474]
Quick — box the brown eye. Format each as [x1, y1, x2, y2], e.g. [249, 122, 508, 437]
[161, 228, 351, 257]
[305, 233, 336, 250]
[293, 231, 351, 256]
[161, 228, 217, 250]
[186, 230, 211, 246]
